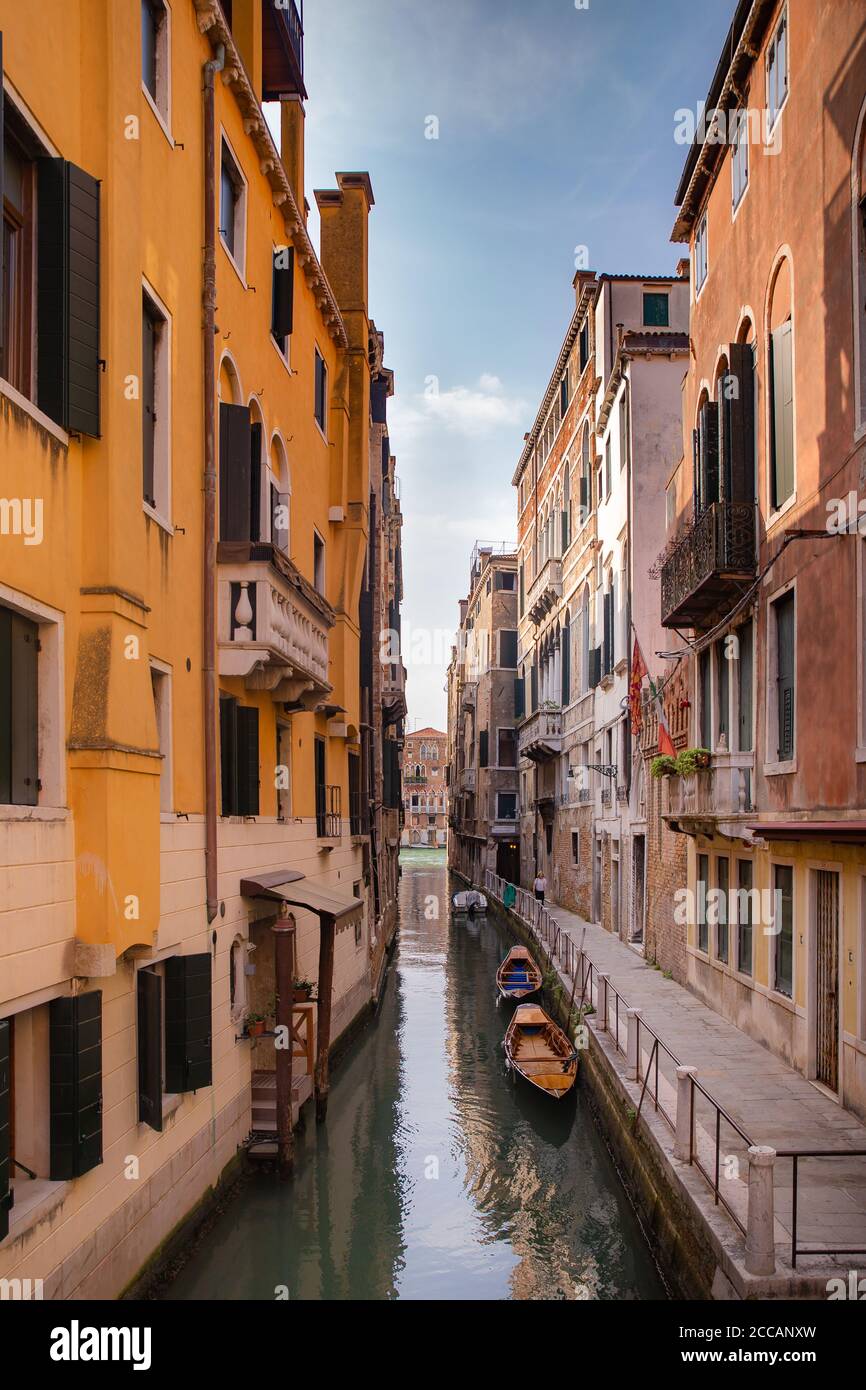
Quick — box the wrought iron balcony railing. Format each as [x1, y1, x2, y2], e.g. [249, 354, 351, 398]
[316, 784, 341, 839]
[661, 502, 757, 630]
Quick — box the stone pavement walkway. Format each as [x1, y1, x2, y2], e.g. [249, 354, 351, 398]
[539, 897, 866, 1270]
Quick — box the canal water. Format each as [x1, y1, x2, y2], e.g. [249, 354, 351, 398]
[164, 854, 665, 1300]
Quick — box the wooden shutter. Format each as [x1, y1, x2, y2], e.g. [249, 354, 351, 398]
[770, 320, 794, 508]
[518, 564, 524, 616]
[514, 676, 525, 720]
[530, 663, 538, 710]
[36, 159, 101, 436]
[359, 586, 373, 689]
[699, 402, 720, 511]
[561, 509, 569, 553]
[692, 427, 701, 517]
[142, 303, 156, 506]
[724, 343, 755, 504]
[560, 377, 568, 416]
[219, 694, 237, 815]
[479, 729, 488, 768]
[579, 473, 588, 520]
[236, 706, 259, 815]
[561, 623, 571, 705]
[699, 649, 712, 748]
[0, 1018, 9, 1242]
[602, 592, 612, 675]
[50, 991, 103, 1180]
[137, 968, 163, 1131]
[738, 620, 753, 752]
[272, 245, 294, 340]
[249, 421, 262, 542]
[218, 403, 252, 541]
[0, 609, 39, 807]
[165, 955, 212, 1094]
[588, 645, 601, 688]
[776, 593, 795, 760]
[273, 488, 289, 554]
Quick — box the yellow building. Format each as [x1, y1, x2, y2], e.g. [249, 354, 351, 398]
[0, 0, 393, 1297]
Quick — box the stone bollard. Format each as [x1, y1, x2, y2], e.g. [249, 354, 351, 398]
[626, 1008, 642, 1081]
[596, 973, 610, 1032]
[745, 1145, 777, 1276]
[674, 1066, 697, 1161]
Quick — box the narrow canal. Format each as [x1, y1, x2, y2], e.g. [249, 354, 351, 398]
[164, 854, 665, 1300]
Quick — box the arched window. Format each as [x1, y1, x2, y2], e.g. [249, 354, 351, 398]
[562, 611, 571, 705]
[580, 425, 592, 524]
[767, 256, 794, 512]
[270, 433, 291, 555]
[247, 397, 266, 542]
[562, 466, 571, 551]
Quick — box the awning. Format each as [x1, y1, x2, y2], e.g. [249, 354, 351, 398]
[240, 871, 364, 927]
[746, 820, 866, 845]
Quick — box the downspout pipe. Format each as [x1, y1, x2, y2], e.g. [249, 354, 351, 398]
[203, 43, 225, 924]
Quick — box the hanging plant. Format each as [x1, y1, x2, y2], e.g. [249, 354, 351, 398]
[650, 754, 679, 779]
[675, 747, 711, 776]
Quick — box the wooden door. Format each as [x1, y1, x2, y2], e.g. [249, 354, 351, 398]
[815, 870, 839, 1091]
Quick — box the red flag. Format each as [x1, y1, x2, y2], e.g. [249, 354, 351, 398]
[629, 637, 647, 735]
[648, 675, 677, 757]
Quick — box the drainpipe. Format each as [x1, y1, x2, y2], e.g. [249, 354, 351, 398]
[203, 43, 225, 924]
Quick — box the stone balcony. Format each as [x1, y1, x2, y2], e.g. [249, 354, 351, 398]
[217, 541, 333, 710]
[460, 767, 476, 792]
[518, 707, 562, 762]
[382, 659, 407, 720]
[527, 557, 562, 625]
[662, 752, 755, 836]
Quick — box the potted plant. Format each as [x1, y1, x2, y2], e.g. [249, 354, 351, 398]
[293, 978, 315, 1003]
[650, 754, 679, 779]
[244, 1011, 265, 1038]
[676, 747, 711, 776]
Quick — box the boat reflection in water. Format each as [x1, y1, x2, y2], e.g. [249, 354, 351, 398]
[163, 854, 665, 1301]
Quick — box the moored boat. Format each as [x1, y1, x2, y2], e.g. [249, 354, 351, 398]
[504, 1004, 578, 1099]
[496, 946, 542, 1001]
[452, 890, 487, 917]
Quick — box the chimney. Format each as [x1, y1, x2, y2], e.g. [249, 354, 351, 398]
[315, 173, 375, 316]
[676, 257, 690, 280]
[572, 269, 595, 308]
[280, 96, 306, 215]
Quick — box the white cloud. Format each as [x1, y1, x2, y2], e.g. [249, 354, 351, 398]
[390, 375, 526, 444]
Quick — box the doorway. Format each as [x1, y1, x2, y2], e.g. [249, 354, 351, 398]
[814, 869, 840, 1092]
[631, 835, 645, 944]
[592, 834, 601, 924]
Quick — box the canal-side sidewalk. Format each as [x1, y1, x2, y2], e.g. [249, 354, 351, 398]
[476, 872, 866, 1296]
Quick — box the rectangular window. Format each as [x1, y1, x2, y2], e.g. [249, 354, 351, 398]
[219, 695, 259, 816]
[479, 729, 489, 768]
[271, 245, 294, 353]
[0, 110, 36, 397]
[314, 349, 327, 432]
[773, 863, 794, 997]
[736, 859, 754, 975]
[716, 857, 729, 963]
[141, 288, 169, 516]
[571, 830, 580, 865]
[579, 319, 589, 372]
[219, 138, 245, 272]
[766, 5, 789, 133]
[314, 736, 327, 835]
[313, 530, 325, 595]
[697, 853, 709, 953]
[604, 436, 612, 498]
[731, 108, 749, 211]
[499, 629, 518, 668]
[150, 664, 172, 813]
[716, 641, 729, 747]
[619, 387, 630, 472]
[141, 0, 170, 124]
[495, 570, 516, 591]
[770, 318, 794, 509]
[0, 604, 39, 806]
[774, 590, 795, 761]
[699, 649, 712, 749]
[694, 213, 708, 295]
[276, 721, 292, 821]
[738, 619, 754, 752]
[642, 291, 669, 327]
[497, 792, 517, 821]
[497, 727, 517, 768]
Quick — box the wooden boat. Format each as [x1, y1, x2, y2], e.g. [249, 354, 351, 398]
[496, 946, 542, 1001]
[452, 890, 487, 917]
[504, 1004, 578, 1099]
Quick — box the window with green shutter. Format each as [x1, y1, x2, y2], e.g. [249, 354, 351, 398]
[137, 968, 163, 1132]
[775, 591, 795, 761]
[165, 955, 212, 1094]
[0, 604, 39, 806]
[642, 292, 669, 327]
[271, 244, 294, 347]
[50, 991, 103, 1180]
[770, 319, 794, 509]
[697, 854, 709, 953]
[773, 863, 794, 997]
[738, 619, 754, 752]
[219, 402, 253, 542]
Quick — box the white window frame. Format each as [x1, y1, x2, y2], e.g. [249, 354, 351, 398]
[313, 528, 326, 596]
[141, 0, 173, 144]
[694, 212, 708, 299]
[764, 579, 797, 776]
[765, 4, 789, 138]
[731, 107, 750, 215]
[0, 582, 66, 815]
[219, 132, 247, 283]
[149, 657, 173, 816]
[769, 858, 796, 1001]
[142, 277, 172, 531]
[314, 348, 328, 440]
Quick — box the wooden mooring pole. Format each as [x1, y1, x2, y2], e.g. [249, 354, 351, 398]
[314, 913, 337, 1123]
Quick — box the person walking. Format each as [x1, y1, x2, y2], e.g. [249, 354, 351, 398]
[533, 872, 547, 904]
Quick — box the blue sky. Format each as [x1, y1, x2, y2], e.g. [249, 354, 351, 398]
[294, 0, 732, 730]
